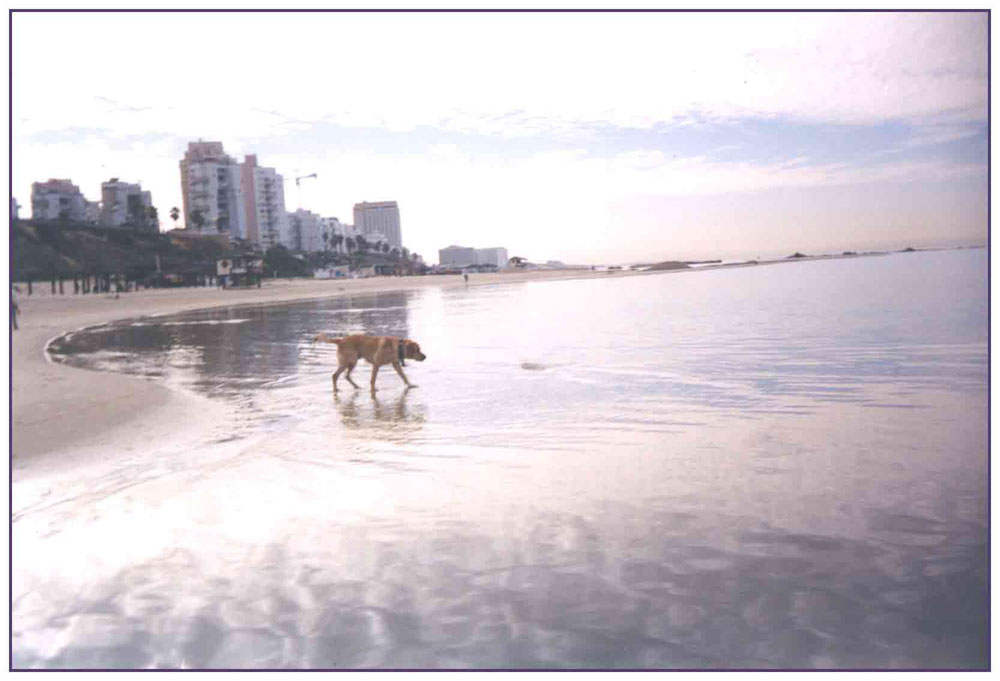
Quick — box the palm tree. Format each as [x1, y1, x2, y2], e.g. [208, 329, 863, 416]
[381, 242, 390, 254]
[332, 234, 344, 253]
[401, 247, 409, 261]
[390, 247, 400, 259]
[355, 235, 368, 253]
[169, 207, 180, 230]
[321, 231, 329, 251]
[190, 209, 206, 231]
[345, 236, 355, 254]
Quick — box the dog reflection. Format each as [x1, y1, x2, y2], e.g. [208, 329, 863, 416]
[333, 389, 425, 435]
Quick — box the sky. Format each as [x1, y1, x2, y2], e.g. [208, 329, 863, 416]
[11, 10, 989, 264]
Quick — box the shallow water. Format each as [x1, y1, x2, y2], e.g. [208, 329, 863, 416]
[18, 249, 988, 669]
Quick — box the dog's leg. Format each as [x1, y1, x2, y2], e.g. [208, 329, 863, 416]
[370, 364, 380, 393]
[391, 360, 416, 389]
[345, 362, 360, 389]
[332, 365, 346, 393]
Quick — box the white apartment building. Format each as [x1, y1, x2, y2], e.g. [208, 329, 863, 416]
[179, 142, 292, 248]
[327, 222, 361, 251]
[319, 217, 348, 253]
[439, 245, 477, 267]
[100, 178, 156, 230]
[179, 141, 248, 238]
[439, 245, 509, 268]
[354, 201, 402, 249]
[242, 154, 290, 249]
[475, 247, 509, 268]
[288, 209, 326, 253]
[31, 179, 90, 221]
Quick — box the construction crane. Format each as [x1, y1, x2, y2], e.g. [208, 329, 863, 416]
[295, 172, 317, 188]
[285, 172, 317, 210]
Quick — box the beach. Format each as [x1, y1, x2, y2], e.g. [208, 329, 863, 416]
[10, 249, 988, 669]
[12, 267, 651, 468]
[5, 251, 912, 468]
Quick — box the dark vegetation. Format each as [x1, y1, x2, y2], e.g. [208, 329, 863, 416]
[12, 220, 225, 281]
[11, 220, 427, 286]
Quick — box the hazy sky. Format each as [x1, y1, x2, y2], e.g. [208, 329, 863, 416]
[12, 11, 988, 263]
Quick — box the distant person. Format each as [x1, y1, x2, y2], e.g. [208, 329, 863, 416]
[463, 273, 469, 283]
[10, 288, 19, 331]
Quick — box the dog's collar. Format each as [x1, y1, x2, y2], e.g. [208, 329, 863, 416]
[398, 339, 406, 365]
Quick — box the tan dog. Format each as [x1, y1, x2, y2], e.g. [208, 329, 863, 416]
[313, 333, 427, 393]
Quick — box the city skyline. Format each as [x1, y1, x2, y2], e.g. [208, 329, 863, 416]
[11, 11, 988, 263]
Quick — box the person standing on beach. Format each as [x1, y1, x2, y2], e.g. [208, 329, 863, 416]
[11, 287, 19, 331]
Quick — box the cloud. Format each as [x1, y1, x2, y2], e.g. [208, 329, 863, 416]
[13, 12, 987, 144]
[11, 11, 988, 262]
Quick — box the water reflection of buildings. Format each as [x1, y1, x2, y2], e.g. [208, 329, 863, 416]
[196, 292, 413, 390]
[48, 291, 414, 400]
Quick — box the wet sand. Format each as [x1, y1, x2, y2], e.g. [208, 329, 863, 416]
[10, 251, 892, 468]
[11, 250, 987, 668]
[12, 268, 649, 468]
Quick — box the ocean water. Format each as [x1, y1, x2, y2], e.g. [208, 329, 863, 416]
[18, 249, 988, 669]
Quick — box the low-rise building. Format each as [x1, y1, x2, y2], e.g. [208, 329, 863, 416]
[319, 217, 345, 253]
[101, 178, 156, 230]
[31, 179, 90, 222]
[288, 209, 325, 252]
[366, 232, 388, 251]
[216, 253, 264, 287]
[314, 265, 351, 279]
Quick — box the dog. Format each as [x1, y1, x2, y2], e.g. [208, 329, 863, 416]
[313, 333, 426, 393]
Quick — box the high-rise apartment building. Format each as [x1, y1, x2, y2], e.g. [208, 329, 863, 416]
[354, 201, 402, 249]
[179, 141, 247, 238]
[179, 142, 290, 247]
[100, 178, 156, 230]
[241, 154, 289, 249]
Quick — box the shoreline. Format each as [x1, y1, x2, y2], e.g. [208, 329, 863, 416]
[11, 251, 897, 468]
[12, 267, 655, 469]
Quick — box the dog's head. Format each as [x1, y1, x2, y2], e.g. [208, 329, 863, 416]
[402, 339, 426, 362]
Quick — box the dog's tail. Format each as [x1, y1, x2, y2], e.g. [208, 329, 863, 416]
[312, 333, 343, 345]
